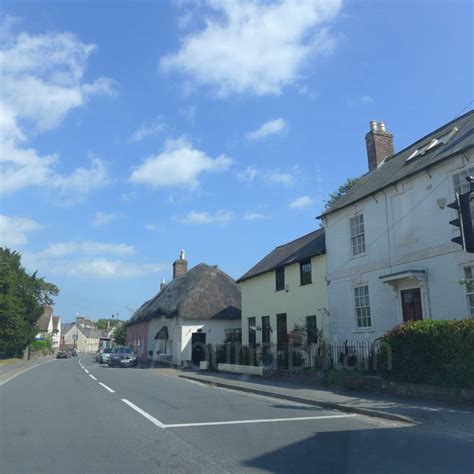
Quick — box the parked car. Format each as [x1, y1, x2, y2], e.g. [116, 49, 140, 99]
[95, 349, 104, 362]
[56, 351, 70, 359]
[108, 346, 137, 368]
[99, 347, 112, 364]
[70, 348, 78, 356]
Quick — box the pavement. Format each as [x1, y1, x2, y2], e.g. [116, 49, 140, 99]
[177, 370, 474, 441]
[0, 355, 55, 385]
[1, 354, 473, 473]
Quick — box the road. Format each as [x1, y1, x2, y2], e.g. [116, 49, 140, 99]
[1, 355, 473, 474]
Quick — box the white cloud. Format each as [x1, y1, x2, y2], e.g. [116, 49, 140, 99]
[243, 212, 267, 221]
[146, 223, 166, 232]
[93, 211, 118, 227]
[182, 210, 235, 225]
[0, 214, 42, 248]
[22, 240, 163, 279]
[161, 0, 342, 96]
[246, 118, 287, 141]
[361, 95, 374, 105]
[238, 166, 259, 182]
[264, 170, 295, 186]
[39, 241, 135, 258]
[129, 116, 166, 142]
[0, 22, 114, 198]
[130, 137, 232, 189]
[289, 195, 314, 209]
[238, 166, 295, 186]
[51, 259, 165, 279]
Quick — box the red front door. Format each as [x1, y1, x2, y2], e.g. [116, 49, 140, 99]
[401, 288, 423, 322]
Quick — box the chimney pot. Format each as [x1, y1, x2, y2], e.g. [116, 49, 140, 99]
[160, 277, 167, 292]
[173, 249, 188, 279]
[365, 121, 394, 172]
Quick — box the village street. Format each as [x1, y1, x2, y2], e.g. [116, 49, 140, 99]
[1, 356, 473, 474]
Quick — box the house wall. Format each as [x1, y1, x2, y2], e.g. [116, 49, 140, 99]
[325, 149, 474, 342]
[35, 317, 53, 341]
[146, 317, 181, 364]
[143, 316, 241, 366]
[240, 254, 329, 346]
[126, 321, 149, 360]
[51, 325, 61, 351]
[179, 318, 241, 366]
[62, 326, 99, 353]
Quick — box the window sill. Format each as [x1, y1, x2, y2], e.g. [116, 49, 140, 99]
[300, 282, 312, 287]
[353, 328, 374, 333]
[350, 252, 367, 261]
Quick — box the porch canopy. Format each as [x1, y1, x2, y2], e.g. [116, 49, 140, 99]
[379, 269, 426, 289]
[154, 326, 168, 340]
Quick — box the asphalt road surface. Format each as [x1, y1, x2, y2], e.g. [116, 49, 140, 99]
[1, 355, 473, 473]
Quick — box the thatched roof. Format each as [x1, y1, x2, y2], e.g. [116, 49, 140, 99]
[37, 306, 53, 331]
[128, 263, 241, 325]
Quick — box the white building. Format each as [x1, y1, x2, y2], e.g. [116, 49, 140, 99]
[320, 111, 474, 342]
[237, 228, 329, 347]
[35, 306, 53, 341]
[127, 252, 241, 367]
[51, 316, 61, 351]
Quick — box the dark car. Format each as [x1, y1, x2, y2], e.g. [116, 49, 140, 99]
[108, 346, 137, 367]
[70, 348, 78, 356]
[56, 351, 70, 359]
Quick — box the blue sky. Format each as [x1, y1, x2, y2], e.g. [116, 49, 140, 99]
[1, 0, 472, 323]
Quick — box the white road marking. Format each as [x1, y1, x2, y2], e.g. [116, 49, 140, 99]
[84, 369, 89, 374]
[121, 399, 166, 428]
[164, 413, 357, 429]
[99, 382, 115, 393]
[0, 359, 57, 386]
[89, 374, 98, 381]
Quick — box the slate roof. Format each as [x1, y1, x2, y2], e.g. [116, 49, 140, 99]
[61, 323, 75, 335]
[237, 228, 326, 283]
[36, 306, 53, 331]
[128, 263, 241, 325]
[319, 110, 474, 218]
[81, 327, 103, 339]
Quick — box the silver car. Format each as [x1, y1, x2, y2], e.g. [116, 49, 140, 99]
[99, 347, 112, 364]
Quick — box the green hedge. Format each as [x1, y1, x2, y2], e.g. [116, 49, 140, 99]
[380, 319, 474, 389]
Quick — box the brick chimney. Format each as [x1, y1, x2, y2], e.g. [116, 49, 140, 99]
[172, 249, 188, 279]
[160, 277, 167, 292]
[365, 121, 394, 171]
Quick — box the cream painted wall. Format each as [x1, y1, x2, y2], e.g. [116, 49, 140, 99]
[240, 254, 329, 346]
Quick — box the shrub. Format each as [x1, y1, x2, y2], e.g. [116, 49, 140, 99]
[380, 319, 474, 389]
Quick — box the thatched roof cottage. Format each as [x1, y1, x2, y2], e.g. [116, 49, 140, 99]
[126, 251, 241, 366]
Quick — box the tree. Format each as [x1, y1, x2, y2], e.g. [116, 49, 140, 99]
[324, 175, 364, 212]
[113, 324, 127, 346]
[0, 248, 59, 358]
[96, 318, 120, 330]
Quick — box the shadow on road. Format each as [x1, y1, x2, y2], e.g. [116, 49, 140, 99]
[244, 425, 474, 474]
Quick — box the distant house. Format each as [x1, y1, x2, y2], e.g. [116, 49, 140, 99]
[61, 317, 103, 353]
[35, 306, 54, 341]
[319, 111, 474, 342]
[237, 228, 329, 348]
[127, 251, 241, 367]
